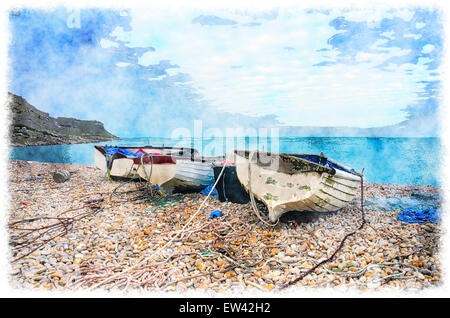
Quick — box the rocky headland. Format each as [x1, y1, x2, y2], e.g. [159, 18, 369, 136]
[8, 92, 119, 147]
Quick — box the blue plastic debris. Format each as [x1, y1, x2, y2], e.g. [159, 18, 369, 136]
[397, 208, 440, 225]
[155, 184, 163, 196]
[104, 147, 143, 158]
[199, 250, 214, 256]
[209, 210, 222, 219]
[200, 184, 218, 196]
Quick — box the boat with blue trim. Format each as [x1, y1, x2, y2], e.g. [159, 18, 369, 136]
[233, 150, 363, 222]
[94, 145, 223, 191]
[94, 145, 198, 185]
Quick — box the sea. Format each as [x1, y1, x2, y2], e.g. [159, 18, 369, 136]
[9, 137, 442, 186]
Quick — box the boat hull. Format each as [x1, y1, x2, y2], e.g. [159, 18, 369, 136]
[234, 150, 361, 222]
[94, 146, 178, 185]
[94, 145, 197, 179]
[162, 157, 223, 193]
[94, 147, 141, 178]
[136, 160, 177, 186]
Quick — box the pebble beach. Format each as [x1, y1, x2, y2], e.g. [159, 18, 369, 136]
[7, 159, 443, 294]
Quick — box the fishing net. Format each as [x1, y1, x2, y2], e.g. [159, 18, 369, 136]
[364, 192, 441, 224]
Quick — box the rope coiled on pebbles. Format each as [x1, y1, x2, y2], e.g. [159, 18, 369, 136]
[247, 150, 279, 227]
[280, 169, 366, 289]
[88, 163, 228, 290]
[9, 201, 104, 263]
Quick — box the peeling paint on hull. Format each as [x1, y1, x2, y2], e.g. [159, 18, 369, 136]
[234, 150, 361, 222]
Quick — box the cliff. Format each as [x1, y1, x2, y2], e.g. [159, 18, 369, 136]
[8, 92, 119, 147]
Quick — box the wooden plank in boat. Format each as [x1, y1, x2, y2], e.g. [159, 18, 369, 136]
[324, 176, 359, 188]
[302, 198, 332, 212]
[321, 180, 358, 196]
[178, 165, 214, 172]
[176, 168, 213, 177]
[310, 193, 343, 210]
[318, 187, 356, 203]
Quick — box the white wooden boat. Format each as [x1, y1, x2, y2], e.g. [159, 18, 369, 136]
[134, 153, 177, 186]
[161, 156, 225, 193]
[94, 145, 197, 184]
[233, 150, 362, 222]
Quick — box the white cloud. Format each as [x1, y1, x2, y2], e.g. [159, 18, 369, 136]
[108, 6, 438, 127]
[115, 62, 130, 67]
[148, 75, 165, 81]
[422, 44, 435, 54]
[416, 22, 426, 29]
[165, 68, 180, 76]
[100, 38, 119, 48]
[404, 33, 422, 40]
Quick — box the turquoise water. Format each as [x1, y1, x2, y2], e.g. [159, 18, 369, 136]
[9, 137, 442, 186]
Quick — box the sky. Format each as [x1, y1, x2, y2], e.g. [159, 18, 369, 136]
[7, 5, 443, 137]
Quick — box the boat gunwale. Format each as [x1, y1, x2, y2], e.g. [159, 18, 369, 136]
[234, 149, 363, 181]
[293, 154, 361, 177]
[94, 145, 225, 163]
[94, 145, 199, 157]
[172, 155, 225, 163]
[234, 149, 336, 176]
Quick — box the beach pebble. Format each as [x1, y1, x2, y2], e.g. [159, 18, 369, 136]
[7, 160, 442, 293]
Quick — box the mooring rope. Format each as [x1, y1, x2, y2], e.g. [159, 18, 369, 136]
[139, 153, 155, 196]
[89, 162, 228, 290]
[106, 152, 155, 199]
[247, 150, 279, 227]
[280, 168, 366, 289]
[140, 153, 153, 184]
